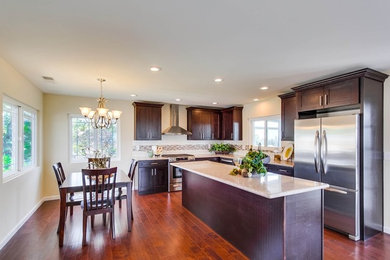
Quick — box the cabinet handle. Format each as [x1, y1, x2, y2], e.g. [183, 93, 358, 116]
[319, 96, 323, 106]
[231, 133, 233, 139]
[278, 169, 288, 173]
[324, 94, 328, 105]
[151, 162, 158, 165]
[212, 133, 214, 139]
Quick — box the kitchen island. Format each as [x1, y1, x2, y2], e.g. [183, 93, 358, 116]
[170, 161, 329, 260]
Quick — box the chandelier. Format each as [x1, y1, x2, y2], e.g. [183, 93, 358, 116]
[79, 78, 122, 129]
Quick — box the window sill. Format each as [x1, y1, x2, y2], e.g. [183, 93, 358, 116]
[2, 166, 38, 183]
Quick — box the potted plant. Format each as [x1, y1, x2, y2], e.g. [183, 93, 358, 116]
[240, 150, 269, 177]
[209, 143, 236, 154]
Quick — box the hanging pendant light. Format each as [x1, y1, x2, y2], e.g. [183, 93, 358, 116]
[79, 78, 122, 129]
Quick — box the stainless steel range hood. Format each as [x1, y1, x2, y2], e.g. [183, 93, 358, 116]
[162, 104, 192, 135]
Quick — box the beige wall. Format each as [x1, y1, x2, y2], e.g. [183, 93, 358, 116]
[42, 94, 134, 197]
[0, 57, 43, 247]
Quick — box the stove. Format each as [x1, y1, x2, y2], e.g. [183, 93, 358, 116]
[162, 153, 195, 162]
[162, 154, 195, 192]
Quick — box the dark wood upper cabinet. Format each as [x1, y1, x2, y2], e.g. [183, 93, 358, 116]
[296, 87, 324, 112]
[187, 107, 221, 140]
[279, 92, 297, 141]
[324, 78, 359, 108]
[133, 102, 163, 140]
[221, 107, 243, 140]
[294, 72, 363, 113]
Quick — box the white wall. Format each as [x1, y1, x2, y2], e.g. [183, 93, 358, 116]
[0, 57, 43, 248]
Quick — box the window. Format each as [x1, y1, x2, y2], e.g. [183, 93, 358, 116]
[70, 115, 119, 162]
[251, 116, 281, 147]
[3, 96, 37, 181]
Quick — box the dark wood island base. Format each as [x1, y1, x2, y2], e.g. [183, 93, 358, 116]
[182, 170, 323, 260]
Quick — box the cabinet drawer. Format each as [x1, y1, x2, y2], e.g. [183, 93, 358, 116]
[138, 160, 168, 168]
[266, 164, 294, 177]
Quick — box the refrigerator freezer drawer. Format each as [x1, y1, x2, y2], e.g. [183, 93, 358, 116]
[324, 187, 359, 240]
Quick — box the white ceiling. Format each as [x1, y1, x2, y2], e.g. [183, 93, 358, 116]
[0, 0, 390, 107]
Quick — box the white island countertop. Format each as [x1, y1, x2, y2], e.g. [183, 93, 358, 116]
[170, 161, 328, 199]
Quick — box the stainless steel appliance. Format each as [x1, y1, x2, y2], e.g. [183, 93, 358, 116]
[161, 153, 195, 192]
[294, 114, 360, 240]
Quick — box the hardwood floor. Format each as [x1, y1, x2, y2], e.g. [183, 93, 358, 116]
[0, 191, 389, 260]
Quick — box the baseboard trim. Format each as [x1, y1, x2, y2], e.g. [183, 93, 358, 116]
[0, 195, 59, 250]
[384, 226, 390, 234]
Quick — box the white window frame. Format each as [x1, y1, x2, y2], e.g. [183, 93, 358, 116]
[250, 115, 281, 148]
[69, 114, 121, 163]
[2, 96, 38, 183]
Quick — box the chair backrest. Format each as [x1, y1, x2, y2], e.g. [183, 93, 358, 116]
[128, 159, 138, 188]
[82, 167, 117, 212]
[52, 162, 66, 187]
[88, 157, 111, 169]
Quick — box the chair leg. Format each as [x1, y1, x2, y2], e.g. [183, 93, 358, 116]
[91, 215, 95, 229]
[131, 204, 134, 221]
[82, 214, 87, 246]
[110, 211, 115, 239]
[70, 206, 73, 216]
[103, 213, 106, 226]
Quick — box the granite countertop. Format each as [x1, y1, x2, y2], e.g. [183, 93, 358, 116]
[170, 161, 328, 199]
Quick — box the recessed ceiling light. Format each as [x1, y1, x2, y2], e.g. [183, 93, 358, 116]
[175, 98, 181, 102]
[130, 94, 137, 97]
[253, 98, 259, 101]
[150, 66, 161, 72]
[42, 76, 54, 81]
[212, 102, 218, 105]
[214, 78, 223, 83]
[260, 86, 269, 90]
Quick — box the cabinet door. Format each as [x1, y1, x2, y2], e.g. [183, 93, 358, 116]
[138, 167, 154, 195]
[187, 110, 203, 140]
[135, 106, 150, 140]
[281, 96, 297, 141]
[211, 111, 220, 140]
[149, 106, 162, 140]
[297, 87, 324, 112]
[201, 111, 213, 140]
[221, 110, 233, 140]
[153, 167, 168, 193]
[324, 78, 359, 108]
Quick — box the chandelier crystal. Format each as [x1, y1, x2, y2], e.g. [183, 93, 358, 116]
[79, 78, 122, 129]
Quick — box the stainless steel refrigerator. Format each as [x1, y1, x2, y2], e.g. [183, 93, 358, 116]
[294, 114, 360, 240]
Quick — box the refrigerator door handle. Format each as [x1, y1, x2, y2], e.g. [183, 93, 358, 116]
[314, 130, 320, 173]
[321, 130, 328, 174]
[325, 187, 348, 195]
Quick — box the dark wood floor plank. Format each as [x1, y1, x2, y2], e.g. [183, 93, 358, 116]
[0, 191, 390, 260]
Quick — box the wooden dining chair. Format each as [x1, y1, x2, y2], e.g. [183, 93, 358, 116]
[117, 159, 137, 209]
[52, 162, 82, 233]
[81, 167, 117, 246]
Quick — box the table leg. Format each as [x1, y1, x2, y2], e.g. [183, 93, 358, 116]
[59, 189, 67, 247]
[126, 182, 132, 232]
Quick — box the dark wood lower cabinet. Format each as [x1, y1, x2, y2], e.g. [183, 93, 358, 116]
[265, 163, 294, 177]
[138, 160, 168, 195]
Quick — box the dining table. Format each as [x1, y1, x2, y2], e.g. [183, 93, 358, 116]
[58, 170, 132, 247]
